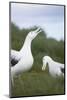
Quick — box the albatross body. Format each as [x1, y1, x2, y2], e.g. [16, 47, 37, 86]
[42, 56, 64, 77]
[11, 28, 42, 84]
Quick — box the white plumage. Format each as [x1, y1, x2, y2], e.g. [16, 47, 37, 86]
[42, 56, 64, 77]
[11, 28, 42, 84]
[11, 49, 19, 61]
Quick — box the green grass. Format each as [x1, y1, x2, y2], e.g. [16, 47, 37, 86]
[11, 71, 64, 97]
[10, 23, 65, 97]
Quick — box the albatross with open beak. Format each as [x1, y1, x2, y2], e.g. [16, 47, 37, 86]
[11, 28, 42, 85]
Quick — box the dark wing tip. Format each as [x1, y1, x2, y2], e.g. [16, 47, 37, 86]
[11, 59, 19, 66]
[61, 67, 64, 73]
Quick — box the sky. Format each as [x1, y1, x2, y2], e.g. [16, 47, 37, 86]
[11, 3, 64, 41]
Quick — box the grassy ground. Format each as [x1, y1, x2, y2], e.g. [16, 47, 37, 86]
[10, 23, 65, 97]
[11, 71, 64, 97]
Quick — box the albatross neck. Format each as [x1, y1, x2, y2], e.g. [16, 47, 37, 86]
[20, 36, 32, 53]
[46, 58, 53, 66]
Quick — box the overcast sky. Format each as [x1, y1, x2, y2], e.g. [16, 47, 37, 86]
[11, 3, 64, 41]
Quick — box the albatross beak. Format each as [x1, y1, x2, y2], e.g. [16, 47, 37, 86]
[35, 27, 42, 34]
[37, 30, 42, 34]
[42, 64, 46, 71]
[35, 27, 41, 32]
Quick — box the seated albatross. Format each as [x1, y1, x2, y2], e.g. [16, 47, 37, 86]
[42, 56, 64, 77]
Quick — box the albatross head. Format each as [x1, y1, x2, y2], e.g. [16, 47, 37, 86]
[28, 28, 42, 40]
[42, 56, 52, 71]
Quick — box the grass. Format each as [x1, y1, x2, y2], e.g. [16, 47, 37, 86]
[10, 23, 65, 97]
[11, 71, 64, 97]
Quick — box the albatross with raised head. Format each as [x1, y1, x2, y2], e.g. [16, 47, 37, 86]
[11, 28, 42, 85]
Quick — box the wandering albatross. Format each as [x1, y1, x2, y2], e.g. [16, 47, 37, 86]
[11, 28, 42, 85]
[42, 56, 64, 77]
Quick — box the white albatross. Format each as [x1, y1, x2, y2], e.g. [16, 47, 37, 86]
[11, 28, 42, 84]
[42, 56, 64, 77]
